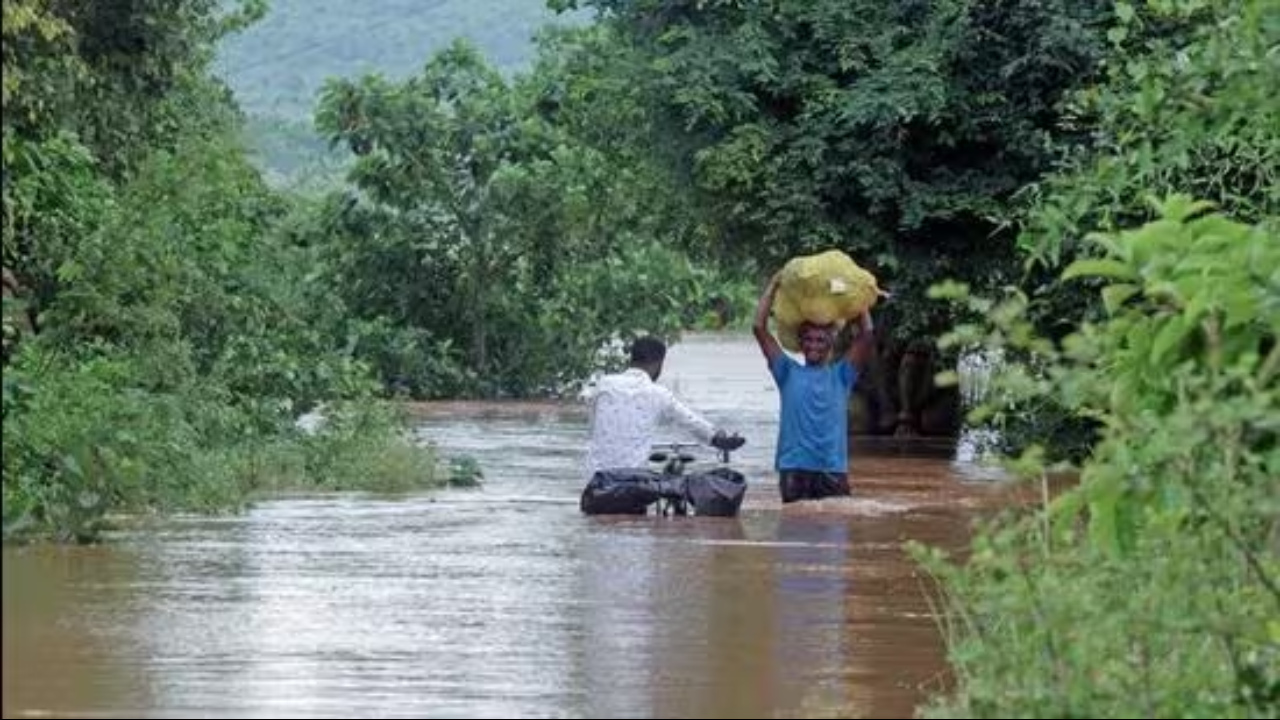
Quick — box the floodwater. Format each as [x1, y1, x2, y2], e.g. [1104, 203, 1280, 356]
[2, 333, 1028, 719]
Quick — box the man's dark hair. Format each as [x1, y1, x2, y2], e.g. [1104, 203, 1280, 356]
[629, 336, 667, 365]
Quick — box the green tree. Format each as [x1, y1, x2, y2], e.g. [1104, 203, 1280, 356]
[924, 198, 1279, 719]
[314, 39, 746, 397]
[917, 1, 1280, 715]
[552, 0, 1113, 343]
[978, 0, 1280, 459]
[2, 0, 436, 543]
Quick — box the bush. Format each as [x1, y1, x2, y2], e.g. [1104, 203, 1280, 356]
[919, 199, 1279, 718]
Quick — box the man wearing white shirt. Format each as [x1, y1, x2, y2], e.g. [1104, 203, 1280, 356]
[583, 336, 744, 479]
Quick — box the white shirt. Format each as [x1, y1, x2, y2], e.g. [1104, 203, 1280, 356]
[583, 368, 717, 478]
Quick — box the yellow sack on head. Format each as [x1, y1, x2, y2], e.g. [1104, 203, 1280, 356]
[773, 249, 881, 351]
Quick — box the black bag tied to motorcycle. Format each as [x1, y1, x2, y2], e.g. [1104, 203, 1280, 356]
[683, 467, 746, 517]
[581, 466, 747, 517]
[580, 468, 665, 515]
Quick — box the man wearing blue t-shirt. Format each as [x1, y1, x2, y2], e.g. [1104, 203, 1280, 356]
[753, 272, 875, 503]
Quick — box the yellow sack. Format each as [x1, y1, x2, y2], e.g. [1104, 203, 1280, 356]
[773, 249, 882, 352]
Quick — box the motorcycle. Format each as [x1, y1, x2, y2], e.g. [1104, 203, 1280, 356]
[579, 441, 747, 517]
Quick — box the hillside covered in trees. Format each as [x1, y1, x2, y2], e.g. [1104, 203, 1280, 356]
[214, 0, 587, 181]
[216, 0, 585, 119]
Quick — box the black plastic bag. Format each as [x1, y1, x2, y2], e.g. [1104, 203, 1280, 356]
[580, 468, 664, 515]
[684, 467, 747, 517]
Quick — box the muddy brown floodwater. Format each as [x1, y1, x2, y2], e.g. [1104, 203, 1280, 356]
[3, 332, 1032, 719]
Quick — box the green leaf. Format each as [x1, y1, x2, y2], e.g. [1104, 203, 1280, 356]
[1155, 194, 1216, 223]
[1151, 315, 1192, 364]
[1222, 288, 1259, 328]
[1062, 258, 1137, 282]
[1101, 283, 1139, 314]
[1088, 490, 1120, 554]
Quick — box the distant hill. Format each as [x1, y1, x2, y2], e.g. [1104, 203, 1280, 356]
[213, 0, 587, 184]
[215, 0, 587, 121]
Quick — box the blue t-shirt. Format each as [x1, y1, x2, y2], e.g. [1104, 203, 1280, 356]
[769, 354, 856, 473]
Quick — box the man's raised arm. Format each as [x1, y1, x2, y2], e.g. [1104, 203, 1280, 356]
[844, 311, 875, 368]
[753, 272, 783, 365]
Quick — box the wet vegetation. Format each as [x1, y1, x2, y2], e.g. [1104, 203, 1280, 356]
[3, 0, 1275, 715]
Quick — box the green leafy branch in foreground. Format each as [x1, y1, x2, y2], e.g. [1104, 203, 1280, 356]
[918, 196, 1279, 718]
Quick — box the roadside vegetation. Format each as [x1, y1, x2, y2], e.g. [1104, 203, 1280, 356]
[4, 1, 1274, 714]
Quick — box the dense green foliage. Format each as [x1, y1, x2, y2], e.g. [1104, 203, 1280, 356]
[310, 37, 753, 397]
[967, 0, 1278, 461]
[2, 0, 440, 543]
[1020, 1, 1278, 267]
[5, 2, 1276, 715]
[552, 0, 1113, 344]
[924, 196, 1278, 718]
[919, 1, 1279, 715]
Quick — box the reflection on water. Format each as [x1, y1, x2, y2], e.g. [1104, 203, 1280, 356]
[3, 332, 1025, 719]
